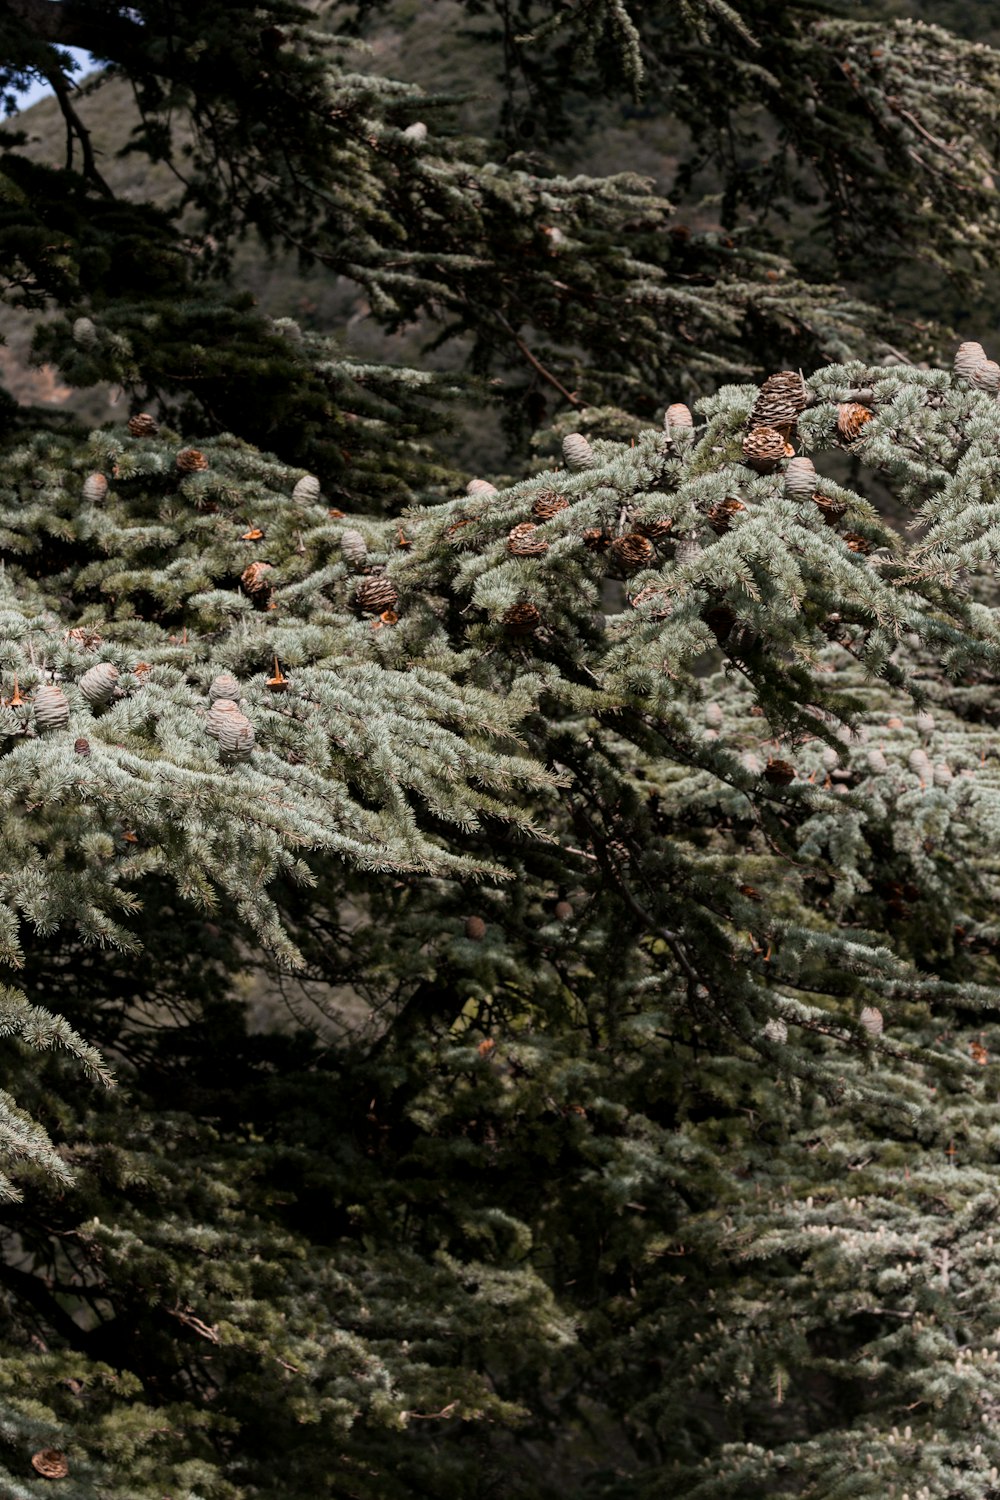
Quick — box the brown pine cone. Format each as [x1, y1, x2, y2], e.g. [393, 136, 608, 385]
[176, 447, 209, 473]
[954, 340, 987, 380]
[707, 497, 745, 535]
[508, 522, 549, 557]
[629, 586, 672, 619]
[813, 494, 848, 525]
[240, 561, 274, 606]
[836, 403, 873, 442]
[465, 915, 487, 940]
[764, 758, 796, 786]
[749, 370, 808, 432]
[742, 426, 790, 473]
[704, 604, 736, 643]
[128, 412, 159, 437]
[971, 359, 1000, 393]
[844, 532, 873, 555]
[354, 575, 399, 614]
[634, 514, 673, 540]
[32, 1450, 69, 1479]
[503, 601, 541, 635]
[532, 490, 569, 520]
[582, 527, 610, 552]
[665, 402, 693, 430]
[608, 533, 655, 574]
[74, 736, 91, 756]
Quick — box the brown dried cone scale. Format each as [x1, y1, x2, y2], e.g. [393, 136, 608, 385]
[532, 490, 569, 521]
[217, 710, 255, 763]
[508, 522, 549, 557]
[707, 497, 745, 535]
[33, 684, 70, 732]
[241, 561, 274, 606]
[784, 456, 817, 500]
[954, 340, 987, 380]
[742, 427, 790, 473]
[176, 447, 209, 473]
[209, 672, 241, 703]
[340, 529, 369, 571]
[749, 370, 808, 431]
[608, 533, 655, 574]
[836, 402, 873, 441]
[83, 473, 108, 503]
[354, 575, 399, 615]
[78, 662, 119, 708]
[503, 601, 541, 635]
[763, 758, 796, 786]
[127, 412, 158, 437]
[31, 1449, 69, 1479]
[562, 433, 595, 471]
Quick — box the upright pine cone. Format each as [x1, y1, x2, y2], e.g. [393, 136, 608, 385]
[954, 340, 987, 380]
[205, 698, 240, 739]
[742, 427, 789, 473]
[707, 497, 745, 535]
[217, 710, 255, 763]
[859, 1005, 884, 1037]
[176, 447, 209, 473]
[127, 412, 158, 437]
[532, 490, 569, 521]
[582, 528, 610, 552]
[340, 529, 369, 571]
[634, 514, 673, 540]
[784, 456, 817, 500]
[508, 523, 549, 557]
[608, 533, 655, 573]
[503, 601, 541, 635]
[763, 758, 796, 786]
[292, 474, 321, 504]
[72, 316, 97, 348]
[82, 473, 108, 503]
[467, 478, 498, 497]
[241, 561, 274, 605]
[33, 684, 70, 731]
[562, 433, 595, 471]
[465, 915, 487, 940]
[78, 662, 119, 708]
[209, 672, 241, 703]
[836, 403, 873, 442]
[971, 359, 1000, 393]
[813, 494, 847, 525]
[354, 575, 398, 615]
[665, 402, 693, 431]
[749, 370, 808, 431]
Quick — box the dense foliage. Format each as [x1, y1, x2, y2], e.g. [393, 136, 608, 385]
[4, 3, 1000, 1497]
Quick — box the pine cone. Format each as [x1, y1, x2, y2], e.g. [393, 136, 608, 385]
[503, 601, 541, 635]
[742, 427, 789, 473]
[127, 412, 158, 437]
[74, 736, 91, 756]
[908, 746, 931, 777]
[33, 684, 70, 732]
[934, 762, 953, 786]
[31, 1450, 69, 1480]
[65, 626, 103, 651]
[762, 1018, 787, 1043]
[843, 532, 872, 554]
[813, 494, 848, 525]
[634, 514, 673, 540]
[582, 528, 610, 552]
[403, 120, 428, 142]
[218, 710, 255, 763]
[83, 473, 108, 503]
[508, 522, 549, 557]
[562, 433, 595, 471]
[915, 711, 934, 736]
[707, 497, 745, 535]
[749, 370, 808, 431]
[784, 456, 817, 500]
[859, 1005, 884, 1037]
[72, 316, 97, 348]
[608, 533, 655, 573]
[954, 340, 987, 380]
[629, 586, 671, 618]
[467, 478, 498, 497]
[340, 529, 369, 570]
[704, 604, 736, 643]
[704, 702, 723, 729]
[836, 403, 873, 441]
[209, 672, 241, 703]
[354, 575, 399, 614]
[763, 757, 796, 786]
[241, 561, 274, 605]
[866, 749, 888, 774]
[176, 447, 209, 473]
[665, 402, 693, 430]
[78, 662, 119, 708]
[464, 915, 487, 940]
[532, 490, 569, 520]
[292, 474, 321, 504]
[553, 900, 573, 922]
[971, 359, 1000, 393]
[206, 697, 240, 740]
